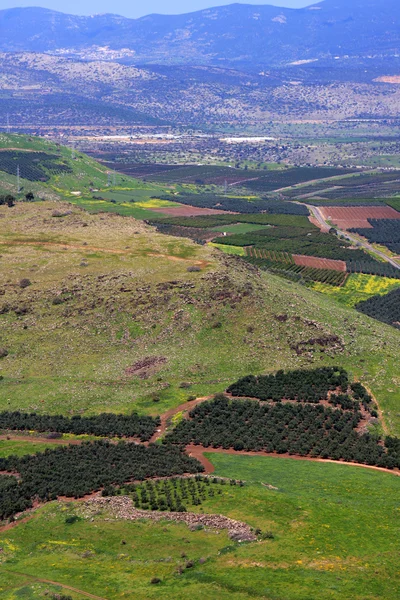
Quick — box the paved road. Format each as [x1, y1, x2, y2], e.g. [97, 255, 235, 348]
[307, 204, 400, 271]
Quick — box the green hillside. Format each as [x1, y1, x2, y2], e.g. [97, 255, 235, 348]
[0, 133, 165, 203]
[1, 201, 399, 436]
[1, 455, 399, 600]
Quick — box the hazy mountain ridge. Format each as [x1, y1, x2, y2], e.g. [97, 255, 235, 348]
[1, 0, 399, 67]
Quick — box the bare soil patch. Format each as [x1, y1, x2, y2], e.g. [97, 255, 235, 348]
[125, 356, 167, 379]
[319, 206, 400, 229]
[148, 206, 236, 217]
[293, 254, 347, 272]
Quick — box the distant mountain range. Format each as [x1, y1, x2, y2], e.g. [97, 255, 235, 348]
[0, 0, 399, 67]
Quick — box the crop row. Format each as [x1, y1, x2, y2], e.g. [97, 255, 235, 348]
[0, 410, 159, 441]
[346, 259, 400, 279]
[148, 213, 311, 228]
[0, 151, 72, 182]
[157, 194, 309, 215]
[245, 256, 348, 285]
[214, 226, 370, 262]
[112, 476, 238, 513]
[356, 287, 400, 329]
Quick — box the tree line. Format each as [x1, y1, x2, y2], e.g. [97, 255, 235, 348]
[227, 367, 350, 403]
[0, 410, 160, 441]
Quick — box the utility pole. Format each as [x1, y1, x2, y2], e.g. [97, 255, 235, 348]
[71, 143, 76, 160]
[224, 180, 228, 195]
[112, 171, 116, 186]
[17, 164, 21, 194]
[107, 172, 111, 187]
[6, 113, 10, 134]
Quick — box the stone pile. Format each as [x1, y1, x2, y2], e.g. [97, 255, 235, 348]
[82, 496, 256, 542]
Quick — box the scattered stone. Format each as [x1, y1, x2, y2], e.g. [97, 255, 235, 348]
[80, 497, 256, 542]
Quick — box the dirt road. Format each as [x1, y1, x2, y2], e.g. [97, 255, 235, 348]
[3, 570, 109, 600]
[307, 204, 400, 270]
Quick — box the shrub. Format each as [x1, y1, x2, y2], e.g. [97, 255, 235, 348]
[187, 266, 201, 272]
[65, 515, 80, 525]
[19, 279, 31, 289]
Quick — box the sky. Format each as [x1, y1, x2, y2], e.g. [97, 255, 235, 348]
[0, 0, 313, 18]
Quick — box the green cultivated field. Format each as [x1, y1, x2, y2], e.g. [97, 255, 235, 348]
[210, 223, 269, 234]
[310, 274, 400, 307]
[1, 454, 399, 600]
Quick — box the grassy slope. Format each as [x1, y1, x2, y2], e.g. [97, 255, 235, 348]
[0, 202, 399, 435]
[1, 454, 399, 600]
[0, 133, 165, 203]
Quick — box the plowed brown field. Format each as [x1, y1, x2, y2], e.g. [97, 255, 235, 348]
[319, 206, 400, 229]
[148, 206, 236, 217]
[293, 254, 347, 272]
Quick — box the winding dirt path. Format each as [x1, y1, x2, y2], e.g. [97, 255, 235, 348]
[186, 445, 400, 477]
[3, 570, 109, 600]
[149, 396, 213, 443]
[0, 434, 82, 445]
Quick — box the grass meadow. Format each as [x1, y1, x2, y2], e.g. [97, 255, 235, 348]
[0, 454, 399, 600]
